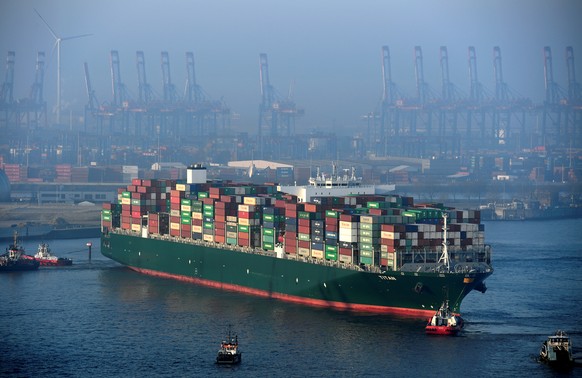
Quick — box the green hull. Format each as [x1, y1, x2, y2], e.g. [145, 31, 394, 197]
[101, 231, 492, 318]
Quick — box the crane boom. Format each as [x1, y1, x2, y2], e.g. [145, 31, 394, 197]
[136, 51, 153, 105]
[468, 46, 482, 103]
[414, 46, 427, 104]
[161, 51, 178, 103]
[110, 50, 125, 107]
[543, 46, 559, 105]
[566, 46, 581, 104]
[185, 52, 204, 104]
[381, 46, 394, 105]
[493, 46, 508, 102]
[84, 62, 99, 113]
[259, 53, 274, 109]
[440, 46, 453, 102]
[29, 51, 45, 105]
[0, 51, 15, 104]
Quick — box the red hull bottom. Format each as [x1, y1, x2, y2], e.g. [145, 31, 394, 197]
[129, 266, 437, 319]
[38, 259, 72, 266]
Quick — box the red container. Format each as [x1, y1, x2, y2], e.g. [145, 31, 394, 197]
[298, 240, 310, 249]
[298, 226, 310, 235]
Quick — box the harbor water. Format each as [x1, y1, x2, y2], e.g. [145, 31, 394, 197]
[1, 219, 581, 377]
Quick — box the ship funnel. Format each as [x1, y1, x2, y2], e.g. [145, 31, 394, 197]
[187, 164, 207, 184]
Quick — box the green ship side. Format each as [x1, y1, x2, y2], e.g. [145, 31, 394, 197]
[101, 230, 492, 318]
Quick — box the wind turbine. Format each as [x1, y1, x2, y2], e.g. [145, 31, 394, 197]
[34, 9, 91, 125]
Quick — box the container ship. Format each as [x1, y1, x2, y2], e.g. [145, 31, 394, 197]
[101, 164, 493, 318]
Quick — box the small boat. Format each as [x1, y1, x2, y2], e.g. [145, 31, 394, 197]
[33, 243, 73, 266]
[0, 233, 40, 272]
[425, 300, 464, 336]
[216, 326, 242, 365]
[539, 330, 574, 368]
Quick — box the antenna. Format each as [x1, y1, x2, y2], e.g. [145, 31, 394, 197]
[438, 212, 450, 271]
[34, 8, 91, 125]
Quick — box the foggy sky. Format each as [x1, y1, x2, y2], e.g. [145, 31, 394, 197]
[1, 0, 580, 133]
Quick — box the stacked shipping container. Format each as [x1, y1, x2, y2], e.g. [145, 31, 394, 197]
[102, 179, 486, 271]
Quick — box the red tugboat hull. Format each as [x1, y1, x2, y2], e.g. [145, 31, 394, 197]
[37, 258, 73, 266]
[425, 324, 463, 336]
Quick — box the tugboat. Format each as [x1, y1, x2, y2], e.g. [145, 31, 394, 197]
[216, 326, 241, 365]
[425, 216, 464, 336]
[33, 243, 73, 266]
[0, 233, 40, 272]
[425, 300, 464, 336]
[539, 330, 574, 368]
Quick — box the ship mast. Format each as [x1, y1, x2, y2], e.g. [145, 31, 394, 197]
[438, 212, 451, 271]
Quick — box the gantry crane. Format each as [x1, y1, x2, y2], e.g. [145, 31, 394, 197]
[185, 51, 230, 136]
[0, 51, 15, 126]
[565, 46, 582, 143]
[161, 51, 178, 104]
[466, 46, 487, 141]
[21, 51, 48, 128]
[378, 45, 400, 155]
[492, 46, 510, 145]
[185, 51, 203, 105]
[134, 51, 156, 136]
[258, 52, 276, 142]
[258, 53, 302, 158]
[84, 61, 114, 134]
[109, 50, 130, 132]
[542, 46, 568, 142]
[136, 51, 154, 106]
[438, 46, 460, 154]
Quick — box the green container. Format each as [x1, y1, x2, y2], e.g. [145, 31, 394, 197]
[122, 191, 131, 198]
[226, 225, 238, 232]
[198, 192, 208, 198]
[263, 234, 275, 243]
[298, 211, 312, 220]
[359, 229, 373, 237]
[325, 251, 338, 261]
[263, 214, 275, 222]
[360, 223, 373, 231]
[203, 222, 214, 230]
[263, 242, 274, 251]
[181, 199, 192, 206]
[359, 243, 374, 251]
[226, 237, 238, 245]
[325, 245, 338, 253]
[360, 256, 373, 265]
[325, 210, 338, 218]
[263, 228, 275, 236]
[102, 214, 111, 221]
[239, 225, 249, 233]
[181, 217, 192, 225]
[298, 233, 310, 241]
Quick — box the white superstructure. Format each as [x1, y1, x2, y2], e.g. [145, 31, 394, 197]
[278, 163, 395, 203]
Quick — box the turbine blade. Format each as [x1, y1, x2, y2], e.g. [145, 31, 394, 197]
[34, 8, 59, 40]
[61, 33, 92, 42]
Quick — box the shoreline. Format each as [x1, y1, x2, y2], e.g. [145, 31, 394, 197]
[0, 203, 101, 241]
